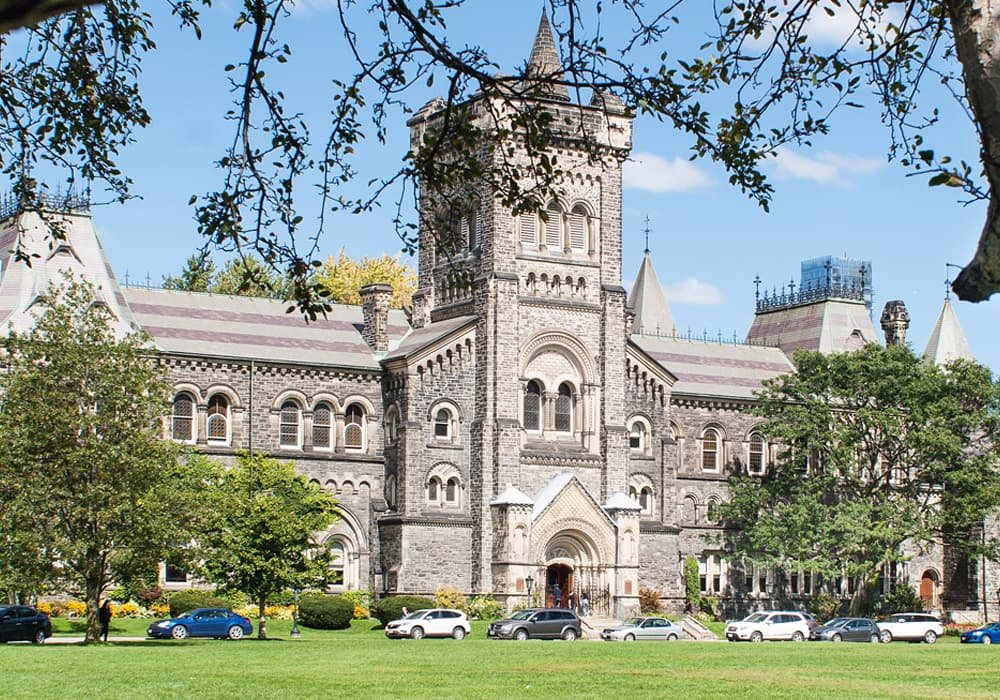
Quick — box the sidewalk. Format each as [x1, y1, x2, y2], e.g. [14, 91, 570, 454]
[44, 635, 147, 644]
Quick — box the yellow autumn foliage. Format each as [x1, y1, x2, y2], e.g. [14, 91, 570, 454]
[315, 250, 416, 309]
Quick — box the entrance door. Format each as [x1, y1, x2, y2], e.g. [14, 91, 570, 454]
[920, 572, 936, 609]
[546, 564, 573, 607]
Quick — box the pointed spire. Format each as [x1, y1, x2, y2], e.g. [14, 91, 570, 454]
[923, 298, 973, 366]
[628, 251, 675, 337]
[525, 9, 570, 102]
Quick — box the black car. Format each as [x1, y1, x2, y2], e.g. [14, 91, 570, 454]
[487, 608, 581, 640]
[0, 605, 52, 644]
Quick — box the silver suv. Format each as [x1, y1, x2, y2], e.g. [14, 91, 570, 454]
[487, 608, 581, 641]
[877, 613, 944, 644]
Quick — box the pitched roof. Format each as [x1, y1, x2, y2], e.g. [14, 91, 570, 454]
[382, 314, 476, 362]
[923, 298, 973, 365]
[525, 9, 569, 102]
[745, 298, 878, 356]
[123, 286, 409, 370]
[631, 335, 795, 399]
[628, 250, 675, 336]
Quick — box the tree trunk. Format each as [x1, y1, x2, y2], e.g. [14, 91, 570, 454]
[947, 0, 1000, 301]
[84, 574, 103, 643]
[257, 599, 267, 639]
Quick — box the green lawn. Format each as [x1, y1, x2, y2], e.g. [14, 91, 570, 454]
[3, 620, 994, 699]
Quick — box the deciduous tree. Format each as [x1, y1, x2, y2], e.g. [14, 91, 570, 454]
[721, 344, 1000, 612]
[315, 250, 416, 309]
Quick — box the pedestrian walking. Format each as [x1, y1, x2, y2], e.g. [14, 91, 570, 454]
[99, 600, 113, 642]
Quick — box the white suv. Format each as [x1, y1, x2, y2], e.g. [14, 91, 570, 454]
[726, 611, 811, 642]
[877, 613, 944, 644]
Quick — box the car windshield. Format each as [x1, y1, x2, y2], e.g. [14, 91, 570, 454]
[744, 613, 768, 623]
[509, 610, 535, 621]
[178, 611, 195, 619]
[623, 617, 644, 626]
[824, 618, 849, 628]
[404, 610, 429, 620]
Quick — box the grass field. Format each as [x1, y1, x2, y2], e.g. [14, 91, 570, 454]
[2, 619, 995, 699]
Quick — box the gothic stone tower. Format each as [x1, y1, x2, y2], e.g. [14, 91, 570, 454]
[386, 12, 637, 609]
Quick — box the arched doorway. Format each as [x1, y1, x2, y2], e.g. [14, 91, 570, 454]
[546, 563, 572, 607]
[920, 570, 938, 610]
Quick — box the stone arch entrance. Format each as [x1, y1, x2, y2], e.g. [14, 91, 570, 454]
[546, 563, 572, 607]
[920, 569, 939, 610]
[542, 528, 608, 614]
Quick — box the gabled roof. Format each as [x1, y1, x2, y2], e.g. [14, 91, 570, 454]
[746, 298, 878, 356]
[532, 472, 616, 528]
[631, 335, 795, 399]
[490, 485, 534, 506]
[524, 10, 569, 102]
[382, 314, 476, 363]
[628, 250, 675, 336]
[124, 286, 408, 369]
[923, 299, 973, 365]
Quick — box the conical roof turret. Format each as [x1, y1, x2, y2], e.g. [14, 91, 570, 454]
[525, 10, 570, 102]
[628, 250, 675, 336]
[923, 298, 973, 365]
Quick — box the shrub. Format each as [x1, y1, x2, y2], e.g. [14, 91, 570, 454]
[699, 595, 718, 619]
[465, 595, 504, 621]
[137, 586, 164, 606]
[881, 584, 925, 615]
[167, 590, 231, 617]
[116, 601, 141, 618]
[341, 590, 372, 619]
[809, 591, 843, 622]
[151, 602, 170, 617]
[297, 593, 353, 630]
[65, 600, 87, 618]
[683, 557, 700, 613]
[638, 587, 662, 614]
[36, 601, 53, 615]
[435, 586, 465, 611]
[372, 596, 435, 626]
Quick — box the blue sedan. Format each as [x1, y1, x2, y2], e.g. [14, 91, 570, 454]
[960, 622, 1000, 645]
[147, 607, 253, 640]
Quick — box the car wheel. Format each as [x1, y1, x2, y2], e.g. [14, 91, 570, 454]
[32, 629, 46, 645]
[624, 633, 635, 642]
[667, 633, 678, 641]
[880, 630, 893, 644]
[831, 633, 842, 643]
[983, 636, 993, 646]
[410, 626, 424, 640]
[870, 634, 880, 644]
[562, 628, 578, 641]
[452, 627, 466, 640]
[750, 631, 763, 643]
[791, 631, 805, 642]
[227, 625, 244, 641]
[923, 630, 938, 644]
[514, 628, 528, 641]
[170, 625, 189, 640]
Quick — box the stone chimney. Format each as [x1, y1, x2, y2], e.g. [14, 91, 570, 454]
[360, 283, 393, 352]
[880, 300, 910, 346]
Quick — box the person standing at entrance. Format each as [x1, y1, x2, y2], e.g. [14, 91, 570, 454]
[552, 583, 562, 608]
[581, 591, 590, 617]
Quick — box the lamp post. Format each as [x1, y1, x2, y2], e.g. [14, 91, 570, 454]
[525, 575, 534, 605]
[290, 589, 301, 639]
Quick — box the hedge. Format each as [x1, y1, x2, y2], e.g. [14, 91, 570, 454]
[372, 596, 435, 626]
[298, 593, 354, 630]
[167, 590, 233, 617]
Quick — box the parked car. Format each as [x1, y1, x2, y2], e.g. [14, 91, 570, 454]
[147, 607, 253, 640]
[877, 612, 944, 644]
[384, 608, 471, 640]
[809, 617, 881, 643]
[487, 608, 581, 641]
[960, 622, 1000, 645]
[725, 611, 811, 642]
[601, 616, 684, 641]
[0, 605, 52, 644]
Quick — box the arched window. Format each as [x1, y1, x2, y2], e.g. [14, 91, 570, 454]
[519, 212, 537, 246]
[206, 394, 230, 445]
[445, 477, 459, 504]
[554, 383, 573, 432]
[569, 205, 588, 252]
[639, 486, 653, 515]
[629, 421, 647, 451]
[330, 542, 345, 585]
[279, 401, 301, 448]
[385, 474, 397, 509]
[544, 201, 562, 249]
[434, 408, 451, 440]
[172, 392, 196, 442]
[384, 405, 400, 444]
[313, 402, 333, 450]
[702, 428, 720, 472]
[344, 404, 365, 450]
[427, 477, 440, 501]
[523, 380, 541, 431]
[707, 499, 720, 523]
[748, 432, 766, 475]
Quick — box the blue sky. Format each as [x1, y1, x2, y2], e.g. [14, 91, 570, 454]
[82, 2, 997, 371]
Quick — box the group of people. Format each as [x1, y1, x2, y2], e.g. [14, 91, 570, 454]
[548, 584, 590, 616]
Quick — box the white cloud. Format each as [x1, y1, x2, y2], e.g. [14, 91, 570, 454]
[623, 152, 712, 193]
[768, 147, 883, 186]
[664, 278, 724, 306]
[745, 4, 901, 49]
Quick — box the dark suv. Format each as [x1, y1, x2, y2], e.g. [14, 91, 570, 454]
[487, 608, 581, 641]
[0, 605, 52, 644]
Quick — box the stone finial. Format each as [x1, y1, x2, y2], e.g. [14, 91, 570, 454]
[360, 283, 393, 352]
[880, 300, 910, 346]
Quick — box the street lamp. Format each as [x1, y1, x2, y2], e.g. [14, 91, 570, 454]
[525, 575, 534, 604]
[290, 589, 301, 639]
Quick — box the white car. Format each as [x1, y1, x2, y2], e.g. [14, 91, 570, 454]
[601, 617, 685, 641]
[726, 611, 811, 642]
[384, 608, 471, 640]
[877, 612, 944, 644]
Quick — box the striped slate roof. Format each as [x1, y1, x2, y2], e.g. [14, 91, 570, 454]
[631, 334, 794, 399]
[745, 299, 878, 355]
[123, 286, 410, 369]
[383, 314, 476, 362]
